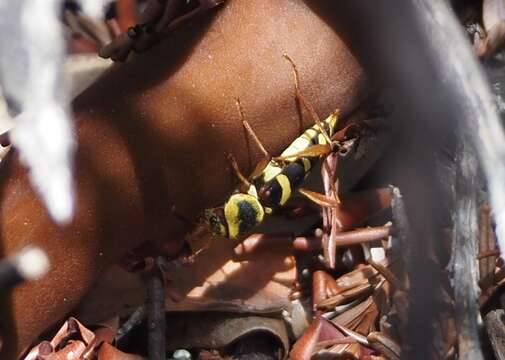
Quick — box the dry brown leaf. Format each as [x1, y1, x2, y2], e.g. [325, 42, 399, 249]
[317, 283, 373, 310]
[23, 317, 140, 360]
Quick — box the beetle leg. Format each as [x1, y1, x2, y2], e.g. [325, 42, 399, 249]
[226, 153, 252, 192]
[234, 98, 273, 181]
[298, 188, 340, 208]
[283, 54, 332, 145]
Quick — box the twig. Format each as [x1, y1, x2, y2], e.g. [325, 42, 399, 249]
[115, 305, 146, 345]
[146, 257, 166, 360]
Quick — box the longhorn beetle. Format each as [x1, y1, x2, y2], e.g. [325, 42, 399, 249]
[204, 55, 360, 239]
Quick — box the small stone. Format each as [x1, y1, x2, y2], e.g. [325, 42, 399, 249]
[172, 349, 192, 360]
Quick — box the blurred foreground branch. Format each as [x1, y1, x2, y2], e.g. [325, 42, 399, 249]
[326, 0, 504, 357]
[0, 0, 111, 225]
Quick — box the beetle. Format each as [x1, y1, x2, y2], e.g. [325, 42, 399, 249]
[204, 55, 354, 239]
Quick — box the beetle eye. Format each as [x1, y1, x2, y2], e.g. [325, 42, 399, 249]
[207, 214, 217, 226]
[209, 215, 220, 228]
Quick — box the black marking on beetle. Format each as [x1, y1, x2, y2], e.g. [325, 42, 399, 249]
[285, 160, 309, 187]
[237, 200, 261, 234]
[259, 158, 317, 208]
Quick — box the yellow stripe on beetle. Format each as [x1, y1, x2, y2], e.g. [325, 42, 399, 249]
[276, 113, 338, 162]
[276, 174, 292, 206]
[302, 158, 311, 172]
[261, 162, 283, 183]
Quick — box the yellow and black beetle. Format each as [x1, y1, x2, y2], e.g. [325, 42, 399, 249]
[204, 54, 355, 239]
[204, 108, 340, 239]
